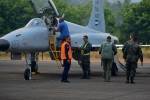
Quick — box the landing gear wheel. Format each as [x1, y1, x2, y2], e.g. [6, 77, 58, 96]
[24, 68, 31, 80]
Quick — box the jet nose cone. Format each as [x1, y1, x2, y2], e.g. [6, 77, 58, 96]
[0, 39, 10, 51]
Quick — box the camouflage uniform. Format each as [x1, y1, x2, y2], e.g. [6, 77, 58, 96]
[122, 40, 143, 83]
[80, 41, 92, 79]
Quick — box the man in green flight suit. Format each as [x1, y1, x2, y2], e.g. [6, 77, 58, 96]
[80, 35, 92, 79]
[99, 36, 117, 82]
[122, 33, 143, 84]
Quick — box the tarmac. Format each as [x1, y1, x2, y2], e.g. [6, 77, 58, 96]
[0, 60, 150, 100]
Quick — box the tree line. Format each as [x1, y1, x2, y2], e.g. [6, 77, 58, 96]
[0, 0, 149, 44]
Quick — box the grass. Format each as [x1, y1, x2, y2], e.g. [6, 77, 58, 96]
[0, 48, 150, 60]
[142, 48, 150, 58]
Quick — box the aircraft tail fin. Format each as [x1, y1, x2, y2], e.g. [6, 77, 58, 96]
[87, 0, 105, 32]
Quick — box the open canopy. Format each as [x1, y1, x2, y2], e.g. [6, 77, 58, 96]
[29, 0, 59, 16]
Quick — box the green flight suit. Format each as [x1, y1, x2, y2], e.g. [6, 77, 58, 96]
[99, 42, 117, 82]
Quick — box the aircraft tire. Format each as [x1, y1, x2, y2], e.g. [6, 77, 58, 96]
[24, 68, 30, 80]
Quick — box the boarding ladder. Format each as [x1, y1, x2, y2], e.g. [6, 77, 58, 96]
[43, 14, 62, 67]
[48, 32, 62, 67]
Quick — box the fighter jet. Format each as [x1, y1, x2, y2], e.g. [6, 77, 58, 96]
[0, 0, 118, 80]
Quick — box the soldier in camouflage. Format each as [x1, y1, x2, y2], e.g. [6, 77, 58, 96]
[80, 35, 92, 79]
[122, 33, 143, 84]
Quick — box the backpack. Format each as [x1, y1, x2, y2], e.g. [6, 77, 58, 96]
[101, 42, 113, 59]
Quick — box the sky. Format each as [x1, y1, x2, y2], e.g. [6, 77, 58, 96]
[131, 0, 141, 2]
[108, 0, 141, 3]
[67, 0, 142, 4]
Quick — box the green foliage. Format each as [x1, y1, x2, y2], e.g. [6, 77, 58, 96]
[104, 7, 116, 34]
[0, 0, 35, 35]
[54, 0, 92, 25]
[0, 0, 92, 36]
[54, 0, 117, 34]
[0, 0, 149, 44]
[0, 0, 120, 38]
[121, 0, 150, 43]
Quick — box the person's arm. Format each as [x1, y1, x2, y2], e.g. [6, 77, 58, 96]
[122, 42, 128, 60]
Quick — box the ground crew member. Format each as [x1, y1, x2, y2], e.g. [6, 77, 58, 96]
[122, 33, 143, 84]
[99, 36, 117, 82]
[60, 36, 72, 83]
[54, 16, 70, 47]
[79, 35, 92, 79]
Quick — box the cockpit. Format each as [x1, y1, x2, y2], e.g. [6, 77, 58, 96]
[25, 18, 46, 27]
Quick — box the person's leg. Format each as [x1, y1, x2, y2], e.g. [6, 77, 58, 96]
[87, 62, 91, 78]
[61, 60, 70, 82]
[126, 62, 131, 83]
[84, 62, 90, 79]
[107, 60, 112, 81]
[81, 60, 87, 78]
[102, 59, 107, 81]
[105, 60, 109, 81]
[87, 57, 91, 78]
[130, 63, 137, 83]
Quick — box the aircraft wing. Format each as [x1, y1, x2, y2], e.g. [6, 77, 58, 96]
[29, 0, 59, 16]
